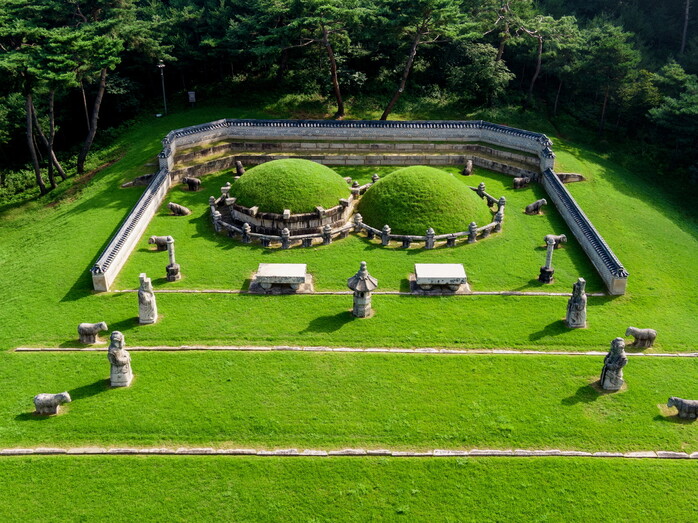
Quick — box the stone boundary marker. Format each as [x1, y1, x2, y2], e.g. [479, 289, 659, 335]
[1, 447, 696, 459]
[110, 289, 607, 297]
[14, 346, 698, 357]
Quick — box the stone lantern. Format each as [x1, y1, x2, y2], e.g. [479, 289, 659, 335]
[347, 261, 378, 318]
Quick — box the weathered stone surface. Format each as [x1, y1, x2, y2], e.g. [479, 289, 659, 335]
[600, 337, 627, 391]
[667, 397, 698, 419]
[626, 326, 657, 349]
[182, 177, 201, 191]
[167, 202, 192, 216]
[66, 447, 108, 454]
[138, 273, 158, 325]
[469, 449, 513, 456]
[108, 331, 133, 387]
[347, 261, 378, 318]
[33, 392, 71, 415]
[414, 263, 467, 291]
[565, 277, 587, 328]
[34, 448, 67, 454]
[366, 449, 392, 456]
[656, 451, 690, 459]
[433, 449, 468, 456]
[592, 452, 624, 458]
[525, 198, 547, 215]
[624, 451, 657, 458]
[301, 450, 328, 456]
[328, 449, 367, 456]
[148, 236, 169, 251]
[1, 449, 35, 455]
[218, 449, 257, 455]
[77, 322, 108, 344]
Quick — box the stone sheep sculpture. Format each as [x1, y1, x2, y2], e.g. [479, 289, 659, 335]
[182, 177, 201, 191]
[625, 326, 657, 348]
[544, 234, 567, 249]
[513, 177, 531, 189]
[148, 235, 170, 251]
[168, 202, 192, 216]
[667, 397, 698, 419]
[77, 321, 108, 344]
[34, 392, 71, 415]
[461, 160, 473, 176]
[525, 199, 547, 215]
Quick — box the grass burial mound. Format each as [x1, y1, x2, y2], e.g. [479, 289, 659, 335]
[229, 158, 350, 213]
[358, 166, 492, 235]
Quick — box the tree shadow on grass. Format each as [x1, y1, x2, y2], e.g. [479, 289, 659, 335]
[529, 319, 567, 341]
[301, 311, 354, 333]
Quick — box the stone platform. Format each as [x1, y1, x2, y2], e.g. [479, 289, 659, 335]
[250, 263, 314, 294]
[410, 264, 471, 294]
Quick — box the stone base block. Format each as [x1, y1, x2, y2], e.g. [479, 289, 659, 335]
[166, 263, 181, 282]
[538, 267, 554, 284]
[408, 274, 471, 295]
[249, 274, 314, 294]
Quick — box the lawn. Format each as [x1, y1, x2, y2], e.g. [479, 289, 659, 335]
[1, 456, 696, 522]
[2, 351, 696, 451]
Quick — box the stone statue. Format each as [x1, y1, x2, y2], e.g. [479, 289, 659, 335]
[138, 273, 158, 324]
[600, 337, 627, 391]
[565, 277, 587, 328]
[625, 326, 657, 348]
[77, 321, 108, 344]
[168, 202, 192, 216]
[667, 397, 698, 419]
[525, 199, 547, 215]
[34, 392, 71, 415]
[108, 331, 133, 387]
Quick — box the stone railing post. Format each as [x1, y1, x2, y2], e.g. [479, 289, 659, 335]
[381, 225, 391, 246]
[498, 196, 506, 211]
[494, 210, 504, 232]
[281, 228, 291, 249]
[165, 236, 181, 281]
[212, 210, 222, 232]
[538, 236, 556, 283]
[353, 213, 363, 233]
[372, 173, 380, 183]
[468, 222, 478, 243]
[477, 182, 486, 198]
[425, 228, 435, 249]
[242, 223, 251, 244]
[322, 225, 332, 245]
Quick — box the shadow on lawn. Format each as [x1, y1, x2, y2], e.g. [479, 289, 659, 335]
[653, 414, 697, 425]
[302, 311, 354, 333]
[561, 382, 607, 406]
[529, 319, 567, 340]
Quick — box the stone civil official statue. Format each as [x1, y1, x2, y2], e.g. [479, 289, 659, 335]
[108, 331, 133, 387]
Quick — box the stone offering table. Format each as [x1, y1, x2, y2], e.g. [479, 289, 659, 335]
[253, 263, 310, 293]
[413, 263, 470, 293]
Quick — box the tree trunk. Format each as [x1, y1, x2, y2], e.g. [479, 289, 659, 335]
[553, 78, 563, 117]
[80, 80, 91, 132]
[276, 48, 289, 83]
[681, 0, 691, 54]
[599, 85, 609, 133]
[25, 93, 47, 195]
[47, 90, 66, 181]
[31, 96, 67, 181]
[380, 30, 422, 121]
[496, 23, 509, 61]
[528, 36, 543, 96]
[322, 25, 344, 118]
[77, 67, 107, 174]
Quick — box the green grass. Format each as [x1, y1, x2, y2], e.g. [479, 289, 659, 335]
[116, 165, 604, 294]
[357, 166, 493, 235]
[2, 352, 697, 451]
[229, 158, 350, 213]
[1, 456, 696, 522]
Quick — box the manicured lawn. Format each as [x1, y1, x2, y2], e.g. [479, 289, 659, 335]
[1, 456, 696, 522]
[114, 164, 603, 293]
[0, 100, 696, 354]
[2, 352, 696, 451]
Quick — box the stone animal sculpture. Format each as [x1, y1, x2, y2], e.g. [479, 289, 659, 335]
[182, 177, 201, 191]
[148, 235, 169, 251]
[544, 234, 567, 249]
[77, 321, 108, 344]
[525, 199, 547, 215]
[625, 326, 657, 348]
[34, 392, 71, 415]
[235, 160, 245, 176]
[667, 397, 698, 419]
[513, 177, 531, 189]
[168, 202, 192, 216]
[461, 160, 473, 176]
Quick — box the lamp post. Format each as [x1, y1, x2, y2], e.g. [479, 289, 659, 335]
[157, 60, 168, 116]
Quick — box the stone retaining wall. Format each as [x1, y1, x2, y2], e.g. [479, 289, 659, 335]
[173, 154, 538, 180]
[91, 119, 626, 294]
[541, 169, 628, 294]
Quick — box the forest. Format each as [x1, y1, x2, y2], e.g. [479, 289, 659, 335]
[0, 0, 696, 203]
